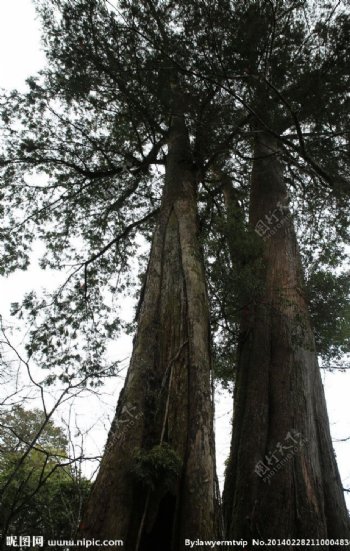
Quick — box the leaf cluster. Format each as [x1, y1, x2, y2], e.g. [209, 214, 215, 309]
[0, 406, 91, 542]
[130, 443, 182, 492]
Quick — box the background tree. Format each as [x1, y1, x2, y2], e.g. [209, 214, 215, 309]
[0, 406, 91, 548]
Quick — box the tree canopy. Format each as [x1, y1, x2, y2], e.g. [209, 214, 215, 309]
[0, 0, 349, 381]
[0, 406, 91, 543]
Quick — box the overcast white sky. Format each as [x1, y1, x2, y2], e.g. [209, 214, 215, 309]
[0, 0, 349, 503]
[0, 0, 45, 90]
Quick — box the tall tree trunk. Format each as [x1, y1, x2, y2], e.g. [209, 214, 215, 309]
[80, 113, 221, 550]
[223, 132, 350, 548]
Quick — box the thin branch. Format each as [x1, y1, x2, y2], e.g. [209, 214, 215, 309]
[83, 208, 159, 299]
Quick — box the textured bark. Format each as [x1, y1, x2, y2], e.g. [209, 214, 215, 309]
[223, 133, 350, 549]
[80, 114, 220, 550]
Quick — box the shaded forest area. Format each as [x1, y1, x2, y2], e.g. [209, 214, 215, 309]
[0, 1, 350, 550]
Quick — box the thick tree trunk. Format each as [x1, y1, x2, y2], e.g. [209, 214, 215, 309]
[223, 132, 350, 548]
[80, 114, 220, 550]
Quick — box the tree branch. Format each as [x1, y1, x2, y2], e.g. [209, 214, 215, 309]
[83, 208, 159, 299]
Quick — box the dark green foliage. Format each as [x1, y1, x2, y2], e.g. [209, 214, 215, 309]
[130, 443, 182, 492]
[307, 269, 350, 365]
[224, 210, 265, 306]
[0, 407, 91, 542]
[202, 186, 264, 387]
[0, 406, 67, 453]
